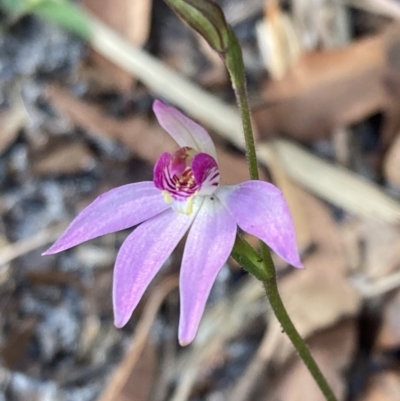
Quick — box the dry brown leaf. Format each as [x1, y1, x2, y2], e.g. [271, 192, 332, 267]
[294, 0, 350, 49]
[1, 319, 37, 370]
[114, 342, 156, 401]
[0, 223, 67, 266]
[333, 127, 352, 167]
[348, 220, 400, 281]
[383, 132, 400, 187]
[272, 189, 361, 364]
[254, 24, 400, 145]
[196, 34, 228, 89]
[256, 0, 301, 80]
[360, 221, 400, 280]
[27, 270, 84, 293]
[229, 321, 285, 401]
[376, 289, 400, 349]
[265, 320, 356, 401]
[359, 371, 400, 401]
[0, 102, 25, 156]
[261, 140, 400, 223]
[97, 277, 178, 401]
[32, 142, 96, 176]
[254, 32, 387, 142]
[171, 277, 267, 401]
[83, 0, 152, 91]
[261, 143, 313, 253]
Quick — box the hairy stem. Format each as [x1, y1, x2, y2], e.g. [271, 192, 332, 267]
[224, 25, 338, 401]
[232, 238, 338, 401]
[224, 27, 259, 180]
[262, 252, 338, 401]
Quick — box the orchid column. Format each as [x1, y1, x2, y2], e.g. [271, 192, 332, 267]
[162, 1, 339, 400]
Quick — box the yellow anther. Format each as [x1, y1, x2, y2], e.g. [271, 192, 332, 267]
[162, 190, 172, 204]
[185, 196, 194, 215]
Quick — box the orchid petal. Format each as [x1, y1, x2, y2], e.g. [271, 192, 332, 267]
[113, 206, 199, 328]
[191, 153, 220, 196]
[179, 197, 236, 345]
[153, 100, 217, 159]
[216, 181, 303, 268]
[43, 182, 168, 255]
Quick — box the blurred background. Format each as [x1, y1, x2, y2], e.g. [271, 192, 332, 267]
[1, 0, 400, 400]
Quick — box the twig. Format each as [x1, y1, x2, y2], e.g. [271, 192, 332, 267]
[85, 12, 400, 223]
[0, 223, 68, 266]
[260, 140, 400, 222]
[229, 320, 283, 401]
[88, 13, 245, 149]
[96, 276, 179, 401]
[351, 270, 400, 298]
[171, 277, 266, 401]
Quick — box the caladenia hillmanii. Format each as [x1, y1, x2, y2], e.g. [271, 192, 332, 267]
[43, 100, 302, 345]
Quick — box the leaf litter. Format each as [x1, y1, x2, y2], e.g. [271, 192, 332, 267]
[1, 1, 400, 401]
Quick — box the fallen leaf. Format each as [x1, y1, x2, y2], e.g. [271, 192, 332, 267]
[260, 140, 400, 223]
[97, 277, 177, 401]
[355, 220, 400, 280]
[272, 188, 361, 363]
[376, 289, 400, 349]
[256, 0, 301, 80]
[115, 342, 156, 401]
[0, 102, 25, 156]
[383, 132, 400, 188]
[32, 141, 96, 176]
[1, 319, 37, 370]
[261, 142, 313, 254]
[254, 31, 386, 142]
[254, 23, 400, 147]
[0, 223, 68, 266]
[170, 276, 267, 401]
[27, 267, 82, 284]
[360, 371, 400, 401]
[83, 0, 152, 91]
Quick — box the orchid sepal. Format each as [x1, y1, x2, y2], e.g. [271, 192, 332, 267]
[43, 100, 302, 346]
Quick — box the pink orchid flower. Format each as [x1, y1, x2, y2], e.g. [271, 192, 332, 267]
[43, 100, 302, 345]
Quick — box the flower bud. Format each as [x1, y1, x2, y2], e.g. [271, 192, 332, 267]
[163, 0, 229, 53]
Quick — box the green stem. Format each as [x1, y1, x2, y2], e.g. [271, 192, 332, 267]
[262, 253, 338, 401]
[231, 235, 267, 281]
[224, 27, 259, 181]
[224, 25, 338, 401]
[231, 241, 338, 401]
[235, 85, 259, 180]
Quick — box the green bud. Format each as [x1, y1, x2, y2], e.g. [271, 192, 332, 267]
[163, 0, 229, 53]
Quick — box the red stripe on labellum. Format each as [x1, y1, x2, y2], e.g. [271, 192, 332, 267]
[154, 147, 220, 202]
